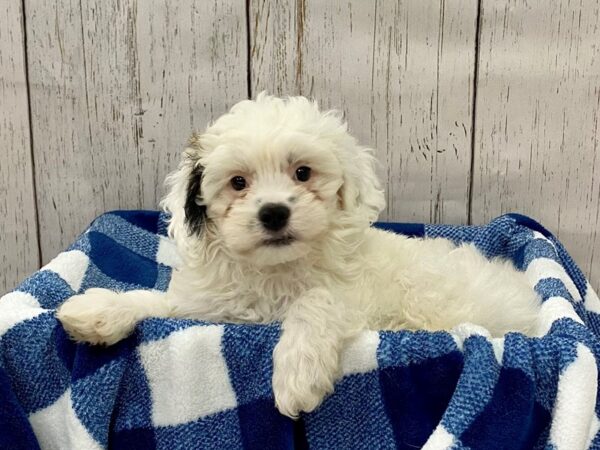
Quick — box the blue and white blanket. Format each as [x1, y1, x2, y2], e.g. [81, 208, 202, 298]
[1, 210, 600, 450]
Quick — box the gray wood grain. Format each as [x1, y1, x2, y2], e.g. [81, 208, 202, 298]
[250, 0, 478, 224]
[0, 0, 39, 294]
[4, 0, 598, 293]
[24, 0, 247, 263]
[472, 0, 600, 289]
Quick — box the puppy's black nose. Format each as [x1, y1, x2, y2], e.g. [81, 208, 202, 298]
[259, 203, 290, 232]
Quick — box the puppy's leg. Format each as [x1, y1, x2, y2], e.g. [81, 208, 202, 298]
[272, 288, 353, 418]
[57, 288, 172, 345]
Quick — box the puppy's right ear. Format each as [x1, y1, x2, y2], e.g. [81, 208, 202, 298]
[161, 134, 207, 240]
[183, 159, 206, 236]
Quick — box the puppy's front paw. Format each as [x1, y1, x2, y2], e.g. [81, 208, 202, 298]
[56, 288, 137, 345]
[272, 336, 339, 418]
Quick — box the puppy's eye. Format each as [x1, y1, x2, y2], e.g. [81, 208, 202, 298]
[230, 176, 247, 191]
[295, 166, 311, 182]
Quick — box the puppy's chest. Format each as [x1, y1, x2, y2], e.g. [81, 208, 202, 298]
[229, 268, 337, 320]
[241, 275, 307, 306]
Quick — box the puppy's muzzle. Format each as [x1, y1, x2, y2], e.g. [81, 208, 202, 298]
[259, 203, 290, 232]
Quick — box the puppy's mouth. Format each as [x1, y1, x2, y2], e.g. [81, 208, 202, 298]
[262, 235, 296, 247]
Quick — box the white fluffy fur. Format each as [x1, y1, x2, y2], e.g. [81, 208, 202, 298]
[57, 93, 541, 418]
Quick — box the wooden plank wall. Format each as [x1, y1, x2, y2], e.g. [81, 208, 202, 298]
[1, 0, 599, 293]
[24, 0, 247, 269]
[250, 0, 478, 224]
[472, 0, 600, 288]
[0, 1, 40, 292]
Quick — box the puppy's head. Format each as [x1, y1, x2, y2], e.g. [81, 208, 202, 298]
[162, 93, 385, 266]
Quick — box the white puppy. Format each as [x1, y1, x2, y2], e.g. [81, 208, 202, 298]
[57, 93, 541, 418]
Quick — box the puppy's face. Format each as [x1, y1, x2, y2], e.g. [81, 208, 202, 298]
[201, 134, 344, 265]
[163, 94, 385, 267]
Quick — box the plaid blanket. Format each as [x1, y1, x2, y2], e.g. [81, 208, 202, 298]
[1, 210, 600, 450]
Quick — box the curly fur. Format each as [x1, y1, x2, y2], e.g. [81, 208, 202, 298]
[57, 93, 541, 418]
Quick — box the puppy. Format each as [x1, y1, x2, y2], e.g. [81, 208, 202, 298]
[57, 93, 541, 418]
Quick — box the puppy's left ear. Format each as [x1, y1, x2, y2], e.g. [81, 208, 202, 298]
[338, 145, 386, 223]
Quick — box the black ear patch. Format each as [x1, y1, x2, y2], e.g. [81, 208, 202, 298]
[184, 164, 207, 236]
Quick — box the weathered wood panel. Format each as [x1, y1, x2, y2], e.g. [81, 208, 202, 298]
[250, 0, 478, 224]
[472, 0, 600, 289]
[6, 0, 598, 292]
[0, 1, 39, 294]
[25, 0, 247, 263]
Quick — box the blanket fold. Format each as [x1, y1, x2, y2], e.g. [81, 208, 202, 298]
[1, 210, 599, 450]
